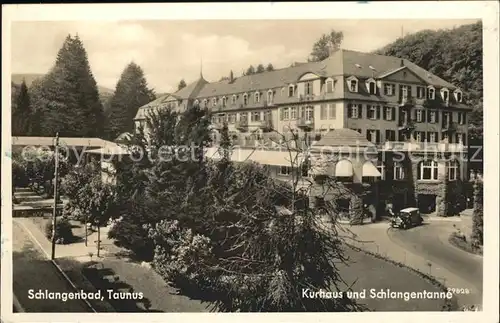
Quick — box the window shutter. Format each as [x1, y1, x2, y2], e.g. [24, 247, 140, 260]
[376, 130, 381, 143]
[408, 86, 412, 98]
[347, 104, 352, 118]
[280, 108, 284, 121]
[411, 108, 417, 121]
[366, 130, 371, 141]
[359, 104, 364, 118]
[422, 110, 426, 123]
[382, 107, 387, 120]
[427, 111, 432, 123]
[421, 132, 426, 142]
[391, 107, 396, 121]
[376, 106, 381, 119]
[435, 111, 440, 123]
[434, 132, 439, 142]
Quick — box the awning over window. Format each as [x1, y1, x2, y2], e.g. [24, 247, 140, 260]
[335, 159, 353, 177]
[362, 161, 382, 177]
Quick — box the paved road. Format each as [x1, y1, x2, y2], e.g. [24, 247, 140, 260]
[12, 221, 93, 312]
[387, 222, 483, 294]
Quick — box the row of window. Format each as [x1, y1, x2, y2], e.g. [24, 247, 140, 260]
[355, 128, 466, 144]
[346, 77, 463, 103]
[212, 110, 273, 124]
[279, 106, 314, 121]
[347, 104, 467, 124]
[278, 165, 309, 177]
[196, 79, 339, 109]
[376, 160, 460, 181]
[277, 159, 460, 182]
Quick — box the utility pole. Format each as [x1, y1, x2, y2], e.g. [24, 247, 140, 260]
[51, 132, 60, 260]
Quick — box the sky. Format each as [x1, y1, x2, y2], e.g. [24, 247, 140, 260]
[11, 19, 477, 94]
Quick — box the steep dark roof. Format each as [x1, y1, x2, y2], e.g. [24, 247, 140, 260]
[137, 49, 461, 111]
[186, 49, 457, 98]
[340, 49, 456, 89]
[173, 77, 208, 99]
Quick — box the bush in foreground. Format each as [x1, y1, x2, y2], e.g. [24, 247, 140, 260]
[44, 217, 74, 244]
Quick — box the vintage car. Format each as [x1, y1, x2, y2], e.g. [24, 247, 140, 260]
[390, 207, 424, 229]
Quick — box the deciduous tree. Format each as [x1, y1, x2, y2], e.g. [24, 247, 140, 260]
[309, 30, 344, 62]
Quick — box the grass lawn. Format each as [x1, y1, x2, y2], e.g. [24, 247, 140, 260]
[338, 246, 457, 311]
[29, 215, 94, 243]
[12, 222, 92, 312]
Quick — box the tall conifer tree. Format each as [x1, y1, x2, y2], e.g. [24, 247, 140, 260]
[12, 80, 32, 136]
[31, 34, 105, 137]
[106, 62, 156, 139]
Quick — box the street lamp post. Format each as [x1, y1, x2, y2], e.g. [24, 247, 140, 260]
[51, 132, 60, 260]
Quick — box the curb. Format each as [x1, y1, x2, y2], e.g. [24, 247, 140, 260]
[13, 293, 25, 312]
[13, 219, 97, 313]
[344, 242, 457, 311]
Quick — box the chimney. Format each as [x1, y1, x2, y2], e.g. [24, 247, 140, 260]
[400, 59, 404, 67]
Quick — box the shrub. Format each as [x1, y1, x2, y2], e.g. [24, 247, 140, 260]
[449, 232, 482, 255]
[470, 179, 483, 248]
[149, 220, 215, 295]
[44, 216, 74, 244]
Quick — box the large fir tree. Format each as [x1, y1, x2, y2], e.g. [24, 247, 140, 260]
[106, 62, 156, 139]
[12, 80, 32, 136]
[31, 34, 105, 137]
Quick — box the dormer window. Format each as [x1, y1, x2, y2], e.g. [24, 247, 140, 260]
[346, 76, 358, 92]
[366, 78, 376, 95]
[222, 96, 227, 107]
[194, 99, 200, 106]
[288, 84, 295, 97]
[232, 95, 237, 104]
[267, 90, 273, 103]
[212, 97, 217, 107]
[304, 81, 313, 96]
[427, 86, 436, 100]
[454, 90, 463, 102]
[326, 79, 334, 93]
[255, 92, 260, 103]
[243, 93, 248, 105]
[441, 88, 449, 101]
[203, 99, 208, 107]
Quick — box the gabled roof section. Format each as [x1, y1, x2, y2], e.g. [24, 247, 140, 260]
[174, 77, 208, 99]
[340, 49, 457, 89]
[137, 93, 172, 110]
[376, 66, 406, 79]
[376, 65, 429, 84]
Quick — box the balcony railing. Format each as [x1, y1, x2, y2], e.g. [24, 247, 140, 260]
[297, 117, 314, 130]
[414, 98, 427, 106]
[259, 118, 273, 132]
[236, 119, 249, 132]
[210, 121, 224, 131]
[299, 94, 316, 102]
[441, 121, 457, 132]
[399, 96, 413, 106]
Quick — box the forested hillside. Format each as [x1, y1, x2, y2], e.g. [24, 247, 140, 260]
[375, 21, 483, 141]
